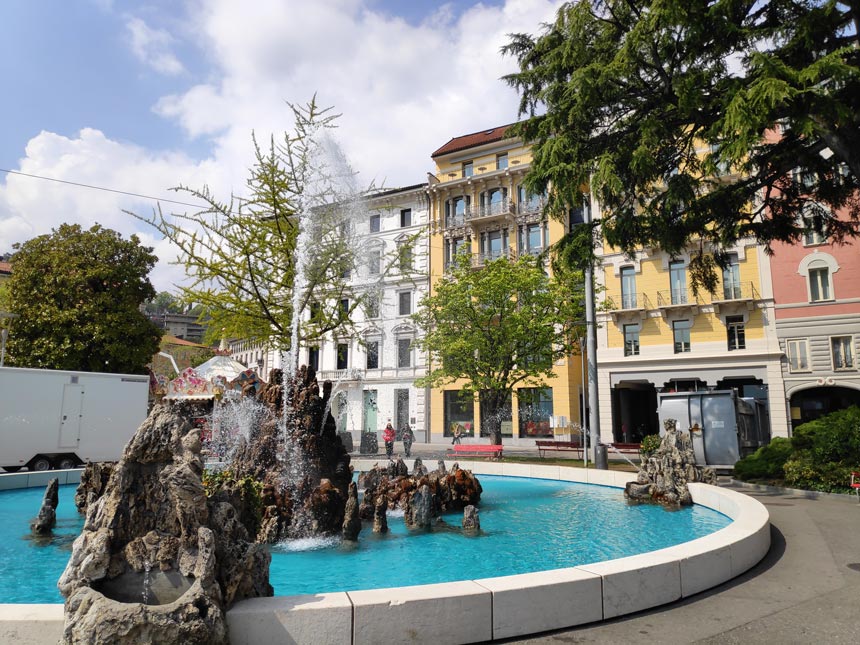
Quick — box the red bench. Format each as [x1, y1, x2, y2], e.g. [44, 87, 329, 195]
[447, 444, 503, 460]
[535, 440, 583, 459]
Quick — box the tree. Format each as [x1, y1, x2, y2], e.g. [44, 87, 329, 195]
[412, 252, 585, 444]
[143, 291, 184, 315]
[5, 223, 162, 373]
[133, 98, 399, 352]
[504, 0, 859, 290]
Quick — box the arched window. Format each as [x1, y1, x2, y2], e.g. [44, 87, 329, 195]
[807, 259, 831, 301]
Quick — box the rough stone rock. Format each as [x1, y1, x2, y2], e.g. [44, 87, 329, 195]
[625, 418, 716, 507]
[229, 366, 352, 541]
[342, 482, 361, 541]
[412, 458, 428, 478]
[74, 462, 114, 515]
[31, 478, 59, 535]
[372, 495, 388, 534]
[462, 505, 480, 533]
[60, 403, 271, 644]
[404, 484, 435, 530]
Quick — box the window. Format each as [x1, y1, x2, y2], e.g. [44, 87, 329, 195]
[462, 161, 473, 178]
[623, 324, 640, 356]
[802, 206, 827, 245]
[569, 198, 589, 231]
[481, 229, 506, 261]
[366, 341, 379, 370]
[517, 185, 543, 213]
[786, 338, 810, 372]
[446, 237, 466, 267]
[620, 266, 636, 309]
[339, 298, 349, 318]
[482, 187, 506, 215]
[831, 336, 855, 370]
[808, 262, 831, 301]
[444, 390, 474, 437]
[369, 214, 380, 233]
[518, 388, 554, 438]
[447, 196, 468, 226]
[309, 301, 321, 322]
[400, 208, 412, 227]
[496, 153, 508, 170]
[307, 347, 319, 372]
[336, 343, 349, 370]
[398, 291, 412, 316]
[722, 254, 741, 299]
[367, 250, 380, 275]
[520, 222, 545, 255]
[673, 319, 691, 353]
[398, 242, 413, 272]
[726, 315, 746, 350]
[397, 338, 412, 368]
[669, 261, 687, 305]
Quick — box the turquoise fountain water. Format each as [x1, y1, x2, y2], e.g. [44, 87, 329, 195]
[0, 476, 730, 603]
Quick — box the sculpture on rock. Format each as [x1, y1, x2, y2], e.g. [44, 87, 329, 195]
[372, 495, 388, 534]
[625, 418, 717, 507]
[31, 478, 59, 535]
[58, 403, 272, 645]
[462, 505, 480, 533]
[342, 482, 361, 541]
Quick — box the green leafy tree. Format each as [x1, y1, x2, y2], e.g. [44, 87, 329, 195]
[504, 0, 859, 290]
[5, 223, 162, 373]
[413, 252, 585, 444]
[133, 98, 398, 351]
[143, 291, 184, 315]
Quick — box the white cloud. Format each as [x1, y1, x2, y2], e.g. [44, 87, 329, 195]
[126, 16, 186, 76]
[2, 0, 564, 293]
[0, 128, 225, 291]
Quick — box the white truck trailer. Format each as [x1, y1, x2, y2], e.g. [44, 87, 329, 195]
[0, 366, 149, 472]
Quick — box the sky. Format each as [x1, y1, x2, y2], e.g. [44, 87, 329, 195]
[0, 0, 563, 292]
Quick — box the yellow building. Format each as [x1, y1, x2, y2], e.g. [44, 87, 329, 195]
[424, 125, 586, 444]
[594, 221, 790, 444]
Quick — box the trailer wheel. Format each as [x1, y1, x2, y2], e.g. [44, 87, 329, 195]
[56, 457, 78, 470]
[29, 456, 52, 472]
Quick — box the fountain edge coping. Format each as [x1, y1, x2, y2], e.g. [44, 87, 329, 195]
[0, 461, 770, 644]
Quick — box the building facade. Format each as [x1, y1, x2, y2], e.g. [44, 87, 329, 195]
[595, 233, 790, 444]
[769, 206, 860, 429]
[425, 126, 586, 444]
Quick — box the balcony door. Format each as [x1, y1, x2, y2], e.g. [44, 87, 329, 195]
[669, 261, 687, 305]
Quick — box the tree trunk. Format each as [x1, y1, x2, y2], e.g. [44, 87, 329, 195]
[482, 391, 508, 446]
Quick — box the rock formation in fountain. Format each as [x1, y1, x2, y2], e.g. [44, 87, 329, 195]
[342, 482, 361, 541]
[359, 460, 482, 529]
[412, 458, 428, 478]
[624, 418, 717, 506]
[30, 478, 59, 535]
[372, 495, 388, 533]
[229, 366, 352, 542]
[462, 505, 480, 533]
[74, 462, 114, 515]
[58, 403, 272, 645]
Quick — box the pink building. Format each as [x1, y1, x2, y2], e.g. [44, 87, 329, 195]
[769, 208, 860, 429]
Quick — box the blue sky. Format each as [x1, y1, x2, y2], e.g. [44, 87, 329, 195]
[0, 0, 561, 290]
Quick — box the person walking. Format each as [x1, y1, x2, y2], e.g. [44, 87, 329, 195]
[401, 423, 414, 458]
[451, 425, 462, 445]
[383, 420, 396, 459]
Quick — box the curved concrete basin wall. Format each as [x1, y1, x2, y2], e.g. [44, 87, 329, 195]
[0, 463, 770, 645]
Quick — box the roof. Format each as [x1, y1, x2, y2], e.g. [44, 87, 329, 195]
[161, 334, 210, 348]
[431, 124, 517, 158]
[0, 261, 11, 275]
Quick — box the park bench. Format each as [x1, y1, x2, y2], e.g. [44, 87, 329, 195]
[447, 444, 503, 460]
[535, 440, 583, 459]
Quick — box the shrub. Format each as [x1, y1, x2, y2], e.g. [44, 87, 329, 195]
[640, 434, 661, 456]
[784, 406, 860, 493]
[733, 437, 793, 481]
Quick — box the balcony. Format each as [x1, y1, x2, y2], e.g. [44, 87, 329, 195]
[656, 289, 701, 317]
[711, 281, 759, 313]
[605, 292, 651, 322]
[316, 368, 365, 383]
[516, 198, 546, 217]
[445, 213, 467, 229]
[467, 199, 514, 225]
[471, 248, 516, 268]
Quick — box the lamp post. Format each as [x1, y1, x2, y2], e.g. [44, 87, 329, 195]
[583, 197, 604, 467]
